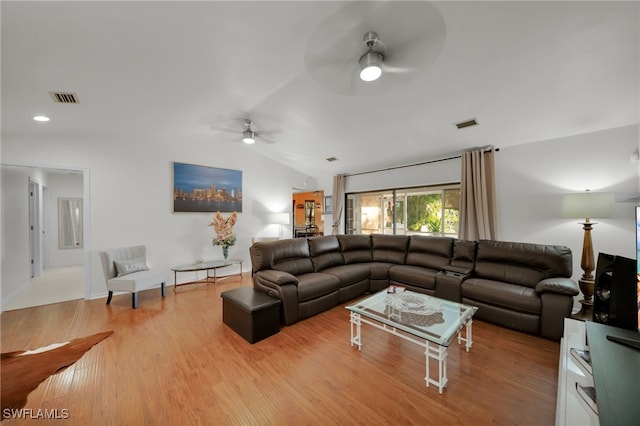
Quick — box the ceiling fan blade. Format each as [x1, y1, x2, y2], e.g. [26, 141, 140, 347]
[210, 125, 241, 134]
[257, 134, 277, 144]
[382, 64, 416, 74]
[249, 121, 282, 140]
[256, 130, 282, 139]
[384, 35, 444, 74]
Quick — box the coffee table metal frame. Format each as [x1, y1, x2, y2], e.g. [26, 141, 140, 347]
[171, 259, 243, 289]
[346, 289, 478, 394]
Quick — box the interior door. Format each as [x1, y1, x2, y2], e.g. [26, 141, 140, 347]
[42, 185, 49, 269]
[29, 178, 41, 278]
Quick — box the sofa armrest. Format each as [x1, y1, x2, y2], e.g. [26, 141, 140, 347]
[537, 278, 578, 340]
[255, 269, 299, 286]
[536, 277, 579, 296]
[442, 265, 472, 277]
[253, 270, 299, 325]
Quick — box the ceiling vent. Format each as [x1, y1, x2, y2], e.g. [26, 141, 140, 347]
[49, 91, 79, 104]
[455, 118, 478, 129]
[326, 157, 338, 162]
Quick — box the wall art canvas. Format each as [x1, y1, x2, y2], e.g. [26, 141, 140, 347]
[173, 162, 243, 213]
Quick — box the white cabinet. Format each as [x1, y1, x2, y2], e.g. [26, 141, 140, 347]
[555, 318, 599, 426]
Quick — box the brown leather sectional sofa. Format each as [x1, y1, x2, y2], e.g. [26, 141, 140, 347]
[249, 234, 579, 340]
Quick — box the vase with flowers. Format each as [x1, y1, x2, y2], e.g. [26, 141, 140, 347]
[209, 211, 237, 259]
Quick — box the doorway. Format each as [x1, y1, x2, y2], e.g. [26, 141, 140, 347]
[292, 190, 324, 237]
[1, 164, 90, 311]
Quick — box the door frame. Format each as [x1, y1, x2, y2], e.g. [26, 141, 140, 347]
[28, 177, 42, 278]
[3, 162, 91, 302]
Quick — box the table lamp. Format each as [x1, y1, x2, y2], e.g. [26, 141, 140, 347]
[270, 213, 290, 239]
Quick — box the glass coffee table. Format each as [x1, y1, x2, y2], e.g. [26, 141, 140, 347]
[346, 288, 478, 393]
[171, 259, 243, 289]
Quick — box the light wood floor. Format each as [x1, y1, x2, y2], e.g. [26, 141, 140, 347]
[1, 274, 560, 425]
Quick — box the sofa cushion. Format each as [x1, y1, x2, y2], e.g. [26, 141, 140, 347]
[371, 234, 409, 264]
[366, 262, 393, 281]
[451, 240, 477, 271]
[462, 278, 541, 315]
[321, 264, 371, 287]
[267, 238, 315, 275]
[338, 235, 372, 264]
[405, 236, 453, 269]
[389, 264, 439, 291]
[249, 242, 270, 274]
[474, 240, 572, 288]
[308, 236, 345, 271]
[296, 273, 341, 303]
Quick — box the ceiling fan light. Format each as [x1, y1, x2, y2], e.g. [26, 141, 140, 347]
[242, 130, 255, 144]
[359, 51, 383, 82]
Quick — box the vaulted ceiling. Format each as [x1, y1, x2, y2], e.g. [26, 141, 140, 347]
[2, 1, 638, 178]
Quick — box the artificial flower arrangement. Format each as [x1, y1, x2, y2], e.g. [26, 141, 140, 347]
[209, 211, 238, 249]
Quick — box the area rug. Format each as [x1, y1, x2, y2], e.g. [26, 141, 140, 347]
[1, 331, 113, 418]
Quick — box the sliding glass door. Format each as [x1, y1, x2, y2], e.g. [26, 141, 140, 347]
[346, 184, 460, 237]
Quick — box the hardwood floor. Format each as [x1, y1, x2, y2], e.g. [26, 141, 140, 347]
[1, 274, 560, 425]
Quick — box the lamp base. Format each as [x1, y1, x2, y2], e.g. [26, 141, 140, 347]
[571, 276, 595, 322]
[571, 299, 593, 322]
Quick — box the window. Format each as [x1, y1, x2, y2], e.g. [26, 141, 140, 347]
[345, 184, 460, 237]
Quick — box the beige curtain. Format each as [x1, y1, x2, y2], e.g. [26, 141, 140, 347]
[331, 174, 346, 235]
[459, 149, 499, 240]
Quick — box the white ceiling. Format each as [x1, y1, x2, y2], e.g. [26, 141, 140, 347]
[2, 1, 638, 179]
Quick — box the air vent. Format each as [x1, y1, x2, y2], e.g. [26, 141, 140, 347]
[49, 91, 79, 104]
[455, 118, 478, 129]
[326, 157, 338, 162]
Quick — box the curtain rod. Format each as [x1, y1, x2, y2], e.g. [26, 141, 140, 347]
[346, 146, 499, 177]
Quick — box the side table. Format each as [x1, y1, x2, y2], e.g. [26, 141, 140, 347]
[171, 259, 243, 289]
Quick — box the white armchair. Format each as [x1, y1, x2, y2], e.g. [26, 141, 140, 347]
[99, 245, 167, 308]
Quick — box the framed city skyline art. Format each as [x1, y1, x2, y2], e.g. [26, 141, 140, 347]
[173, 162, 243, 213]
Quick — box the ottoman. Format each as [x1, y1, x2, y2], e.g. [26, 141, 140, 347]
[221, 287, 281, 343]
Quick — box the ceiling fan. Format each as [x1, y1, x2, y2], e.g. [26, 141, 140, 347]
[304, 1, 447, 96]
[212, 119, 278, 145]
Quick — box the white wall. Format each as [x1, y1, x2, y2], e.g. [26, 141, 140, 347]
[47, 171, 84, 267]
[1, 132, 310, 301]
[1, 166, 47, 304]
[496, 124, 638, 282]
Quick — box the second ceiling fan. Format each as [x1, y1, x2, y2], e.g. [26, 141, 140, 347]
[213, 118, 278, 145]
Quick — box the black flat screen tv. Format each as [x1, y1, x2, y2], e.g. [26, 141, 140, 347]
[604, 207, 640, 350]
[591, 207, 640, 350]
[636, 206, 640, 333]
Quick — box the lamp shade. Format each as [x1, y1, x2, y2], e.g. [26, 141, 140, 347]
[270, 212, 290, 225]
[561, 192, 615, 219]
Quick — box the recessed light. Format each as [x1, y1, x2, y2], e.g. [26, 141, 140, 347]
[33, 116, 50, 122]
